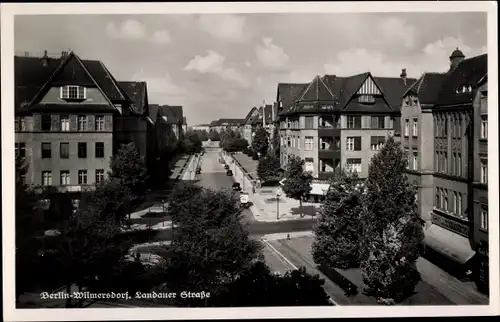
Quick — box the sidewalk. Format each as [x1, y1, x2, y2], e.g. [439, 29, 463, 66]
[222, 152, 321, 222]
[262, 233, 489, 305]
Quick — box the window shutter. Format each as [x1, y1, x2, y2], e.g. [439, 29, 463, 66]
[51, 115, 58, 131]
[105, 114, 113, 131]
[33, 114, 41, 131]
[354, 137, 361, 150]
[355, 116, 362, 129]
[70, 115, 78, 131]
[87, 115, 95, 131]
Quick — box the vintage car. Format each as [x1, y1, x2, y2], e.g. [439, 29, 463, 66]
[226, 170, 233, 176]
[232, 182, 241, 191]
[239, 192, 249, 208]
[224, 164, 230, 170]
[195, 166, 202, 174]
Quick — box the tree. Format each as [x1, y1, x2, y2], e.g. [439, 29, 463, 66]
[162, 183, 262, 306]
[47, 202, 131, 307]
[183, 130, 203, 154]
[271, 125, 280, 156]
[15, 156, 44, 301]
[211, 261, 330, 306]
[196, 129, 209, 142]
[359, 136, 425, 304]
[251, 126, 269, 155]
[312, 170, 363, 269]
[109, 142, 149, 223]
[282, 156, 313, 217]
[257, 154, 282, 183]
[208, 129, 220, 141]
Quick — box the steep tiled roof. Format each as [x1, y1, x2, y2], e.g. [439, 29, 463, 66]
[244, 107, 257, 125]
[296, 75, 335, 103]
[404, 72, 446, 105]
[435, 54, 487, 106]
[118, 81, 147, 115]
[148, 104, 160, 123]
[374, 76, 417, 109]
[159, 105, 177, 124]
[263, 104, 273, 124]
[15, 52, 129, 113]
[277, 83, 308, 114]
[168, 105, 184, 121]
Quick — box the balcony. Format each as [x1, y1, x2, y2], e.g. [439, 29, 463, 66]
[318, 125, 340, 137]
[431, 208, 471, 238]
[318, 148, 340, 159]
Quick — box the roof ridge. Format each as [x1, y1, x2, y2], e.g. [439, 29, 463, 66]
[295, 76, 317, 102]
[318, 75, 335, 98]
[99, 61, 128, 101]
[416, 73, 426, 94]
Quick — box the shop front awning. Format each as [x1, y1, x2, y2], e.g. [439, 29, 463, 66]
[310, 183, 330, 195]
[424, 224, 476, 264]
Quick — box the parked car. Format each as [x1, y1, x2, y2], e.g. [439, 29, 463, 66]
[240, 192, 250, 208]
[232, 182, 241, 191]
[226, 170, 233, 176]
[195, 166, 201, 174]
[224, 164, 230, 170]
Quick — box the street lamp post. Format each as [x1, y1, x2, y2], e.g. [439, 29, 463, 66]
[276, 190, 281, 220]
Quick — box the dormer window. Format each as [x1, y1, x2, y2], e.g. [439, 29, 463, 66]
[456, 85, 473, 94]
[60, 85, 86, 100]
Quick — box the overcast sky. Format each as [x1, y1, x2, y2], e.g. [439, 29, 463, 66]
[15, 13, 487, 125]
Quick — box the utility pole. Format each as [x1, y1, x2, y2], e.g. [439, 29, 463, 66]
[276, 190, 281, 220]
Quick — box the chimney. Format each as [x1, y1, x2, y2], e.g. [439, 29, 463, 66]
[61, 50, 68, 59]
[400, 68, 407, 85]
[40, 50, 49, 67]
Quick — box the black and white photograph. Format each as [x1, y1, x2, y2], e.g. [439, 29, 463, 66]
[1, 2, 498, 320]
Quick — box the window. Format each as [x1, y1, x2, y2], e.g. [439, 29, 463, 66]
[305, 136, 314, 151]
[61, 85, 86, 100]
[346, 158, 362, 173]
[60, 171, 70, 185]
[443, 189, 448, 211]
[77, 115, 87, 131]
[287, 137, 291, 147]
[304, 158, 314, 172]
[42, 171, 52, 186]
[436, 188, 440, 208]
[60, 115, 70, 131]
[371, 136, 385, 150]
[453, 192, 458, 214]
[305, 116, 314, 129]
[412, 151, 418, 170]
[457, 116, 462, 138]
[78, 142, 87, 158]
[95, 142, 104, 158]
[60, 142, 69, 159]
[457, 193, 463, 216]
[480, 209, 488, 231]
[346, 137, 354, 151]
[78, 170, 88, 185]
[95, 115, 105, 131]
[41, 142, 51, 158]
[481, 159, 488, 183]
[41, 114, 52, 131]
[442, 117, 448, 138]
[443, 152, 448, 173]
[95, 169, 105, 184]
[358, 94, 375, 104]
[347, 116, 361, 129]
[15, 143, 26, 158]
[371, 116, 385, 129]
[481, 115, 487, 139]
[404, 119, 409, 136]
[457, 154, 462, 176]
[412, 118, 418, 136]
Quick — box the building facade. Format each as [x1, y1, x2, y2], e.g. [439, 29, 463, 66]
[277, 72, 413, 195]
[400, 49, 488, 292]
[14, 51, 166, 192]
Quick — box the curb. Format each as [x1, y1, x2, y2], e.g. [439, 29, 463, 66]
[261, 236, 338, 306]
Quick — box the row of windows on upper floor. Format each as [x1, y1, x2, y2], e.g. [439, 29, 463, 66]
[15, 141, 107, 159]
[404, 114, 487, 140]
[281, 136, 386, 152]
[40, 169, 105, 186]
[280, 116, 394, 130]
[15, 114, 108, 132]
[435, 187, 468, 221]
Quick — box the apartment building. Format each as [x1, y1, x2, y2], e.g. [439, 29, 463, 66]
[242, 104, 274, 147]
[276, 72, 413, 195]
[400, 49, 488, 292]
[191, 124, 211, 132]
[209, 118, 245, 133]
[14, 51, 153, 192]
